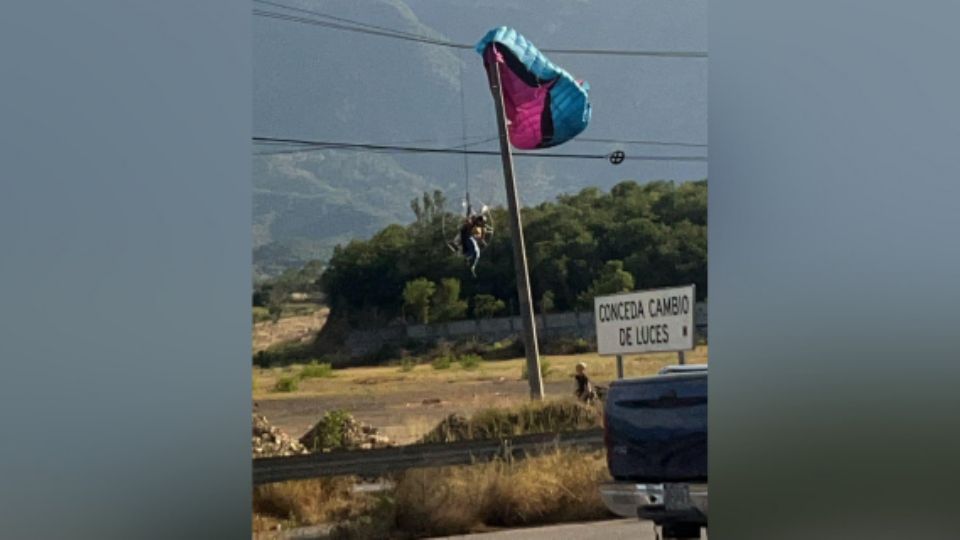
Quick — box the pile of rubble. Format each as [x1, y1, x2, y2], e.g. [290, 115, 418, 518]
[417, 413, 472, 444]
[299, 411, 393, 452]
[252, 413, 309, 458]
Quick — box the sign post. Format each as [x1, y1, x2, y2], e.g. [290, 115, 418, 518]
[594, 285, 697, 371]
[485, 49, 544, 400]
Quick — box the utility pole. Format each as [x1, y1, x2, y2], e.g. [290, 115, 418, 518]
[484, 48, 544, 400]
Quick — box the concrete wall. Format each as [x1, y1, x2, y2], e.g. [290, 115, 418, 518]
[346, 303, 708, 358]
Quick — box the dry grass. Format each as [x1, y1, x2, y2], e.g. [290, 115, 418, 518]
[331, 449, 613, 539]
[252, 306, 329, 354]
[419, 399, 601, 444]
[252, 476, 373, 532]
[252, 345, 708, 401]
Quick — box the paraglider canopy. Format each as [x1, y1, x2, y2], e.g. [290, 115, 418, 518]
[476, 27, 591, 150]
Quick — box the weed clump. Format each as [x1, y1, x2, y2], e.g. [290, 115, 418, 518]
[273, 375, 299, 393]
[431, 356, 453, 370]
[299, 409, 393, 452]
[458, 354, 482, 370]
[331, 450, 612, 538]
[521, 358, 552, 380]
[419, 400, 600, 444]
[299, 360, 333, 379]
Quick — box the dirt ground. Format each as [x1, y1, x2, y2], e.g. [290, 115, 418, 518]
[253, 348, 708, 444]
[253, 307, 329, 354]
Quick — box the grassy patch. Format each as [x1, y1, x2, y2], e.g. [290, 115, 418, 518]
[431, 356, 452, 370]
[282, 302, 320, 317]
[457, 354, 482, 370]
[541, 337, 592, 355]
[419, 399, 600, 444]
[521, 358, 552, 380]
[253, 476, 373, 532]
[252, 306, 271, 323]
[299, 361, 334, 379]
[273, 376, 299, 393]
[252, 346, 709, 400]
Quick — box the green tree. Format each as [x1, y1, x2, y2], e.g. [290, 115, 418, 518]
[320, 180, 707, 327]
[403, 278, 436, 324]
[432, 278, 468, 322]
[577, 260, 635, 310]
[540, 290, 555, 314]
[474, 294, 506, 319]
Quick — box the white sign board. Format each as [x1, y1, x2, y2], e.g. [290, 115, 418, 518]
[594, 285, 696, 355]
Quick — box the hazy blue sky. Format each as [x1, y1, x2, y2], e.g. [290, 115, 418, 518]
[252, 0, 706, 271]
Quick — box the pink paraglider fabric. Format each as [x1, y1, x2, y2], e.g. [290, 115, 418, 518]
[477, 27, 590, 149]
[484, 45, 555, 149]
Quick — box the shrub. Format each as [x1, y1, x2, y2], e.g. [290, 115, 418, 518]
[302, 409, 352, 451]
[318, 352, 350, 368]
[431, 356, 453, 370]
[253, 476, 370, 531]
[389, 450, 611, 536]
[300, 361, 333, 379]
[372, 342, 403, 363]
[252, 306, 271, 323]
[458, 354, 481, 370]
[541, 337, 593, 355]
[481, 338, 524, 361]
[253, 341, 314, 368]
[399, 358, 416, 372]
[273, 376, 299, 393]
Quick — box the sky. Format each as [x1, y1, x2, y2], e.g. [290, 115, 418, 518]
[252, 0, 707, 272]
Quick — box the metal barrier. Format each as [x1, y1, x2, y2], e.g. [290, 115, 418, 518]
[253, 428, 604, 485]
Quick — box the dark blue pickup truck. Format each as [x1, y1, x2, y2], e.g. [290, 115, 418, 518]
[599, 364, 708, 539]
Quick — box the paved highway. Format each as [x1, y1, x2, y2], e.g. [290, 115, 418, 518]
[427, 519, 708, 540]
[253, 518, 708, 539]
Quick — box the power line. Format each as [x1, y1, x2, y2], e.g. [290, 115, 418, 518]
[253, 9, 470, 49]
[252, 136, 707, 162]
[254, 136, 497, 156]
[255, 134, 708, 154]
[253, 2, 708, 58]
[254, 0, 434, 40]
[578, 137, 707, 148]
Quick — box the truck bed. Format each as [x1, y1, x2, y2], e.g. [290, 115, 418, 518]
[604, 368, 707, 482]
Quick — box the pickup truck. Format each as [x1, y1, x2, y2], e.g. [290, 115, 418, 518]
[599, 364, 708, 539]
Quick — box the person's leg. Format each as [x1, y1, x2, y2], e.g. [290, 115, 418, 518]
[467, 237, 480, 276]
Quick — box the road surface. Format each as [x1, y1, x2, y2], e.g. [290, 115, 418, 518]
[254, 519, 708, 540]
[426, 519, 707, 539]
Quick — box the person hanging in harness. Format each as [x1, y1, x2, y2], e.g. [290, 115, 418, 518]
[459, 209, 487, 277]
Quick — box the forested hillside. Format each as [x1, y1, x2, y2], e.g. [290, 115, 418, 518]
[319, 179, 706, 327]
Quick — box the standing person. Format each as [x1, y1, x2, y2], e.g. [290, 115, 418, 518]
[573, 362, 594, 403]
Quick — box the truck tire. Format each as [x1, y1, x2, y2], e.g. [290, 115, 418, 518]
[661, 522, 702, 539]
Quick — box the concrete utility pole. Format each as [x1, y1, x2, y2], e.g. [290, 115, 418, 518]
[485, 49, 544, 400]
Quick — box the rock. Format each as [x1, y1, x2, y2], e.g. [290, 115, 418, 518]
[252, 413, 309, 458]
[298, 412, 392, 452]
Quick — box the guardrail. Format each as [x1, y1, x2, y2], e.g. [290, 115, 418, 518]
[253, 428, 605, 485]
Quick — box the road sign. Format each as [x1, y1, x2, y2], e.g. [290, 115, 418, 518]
[594, 285, 696, 355]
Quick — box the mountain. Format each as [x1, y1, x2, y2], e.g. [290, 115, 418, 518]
[253, 0, 707, 278]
